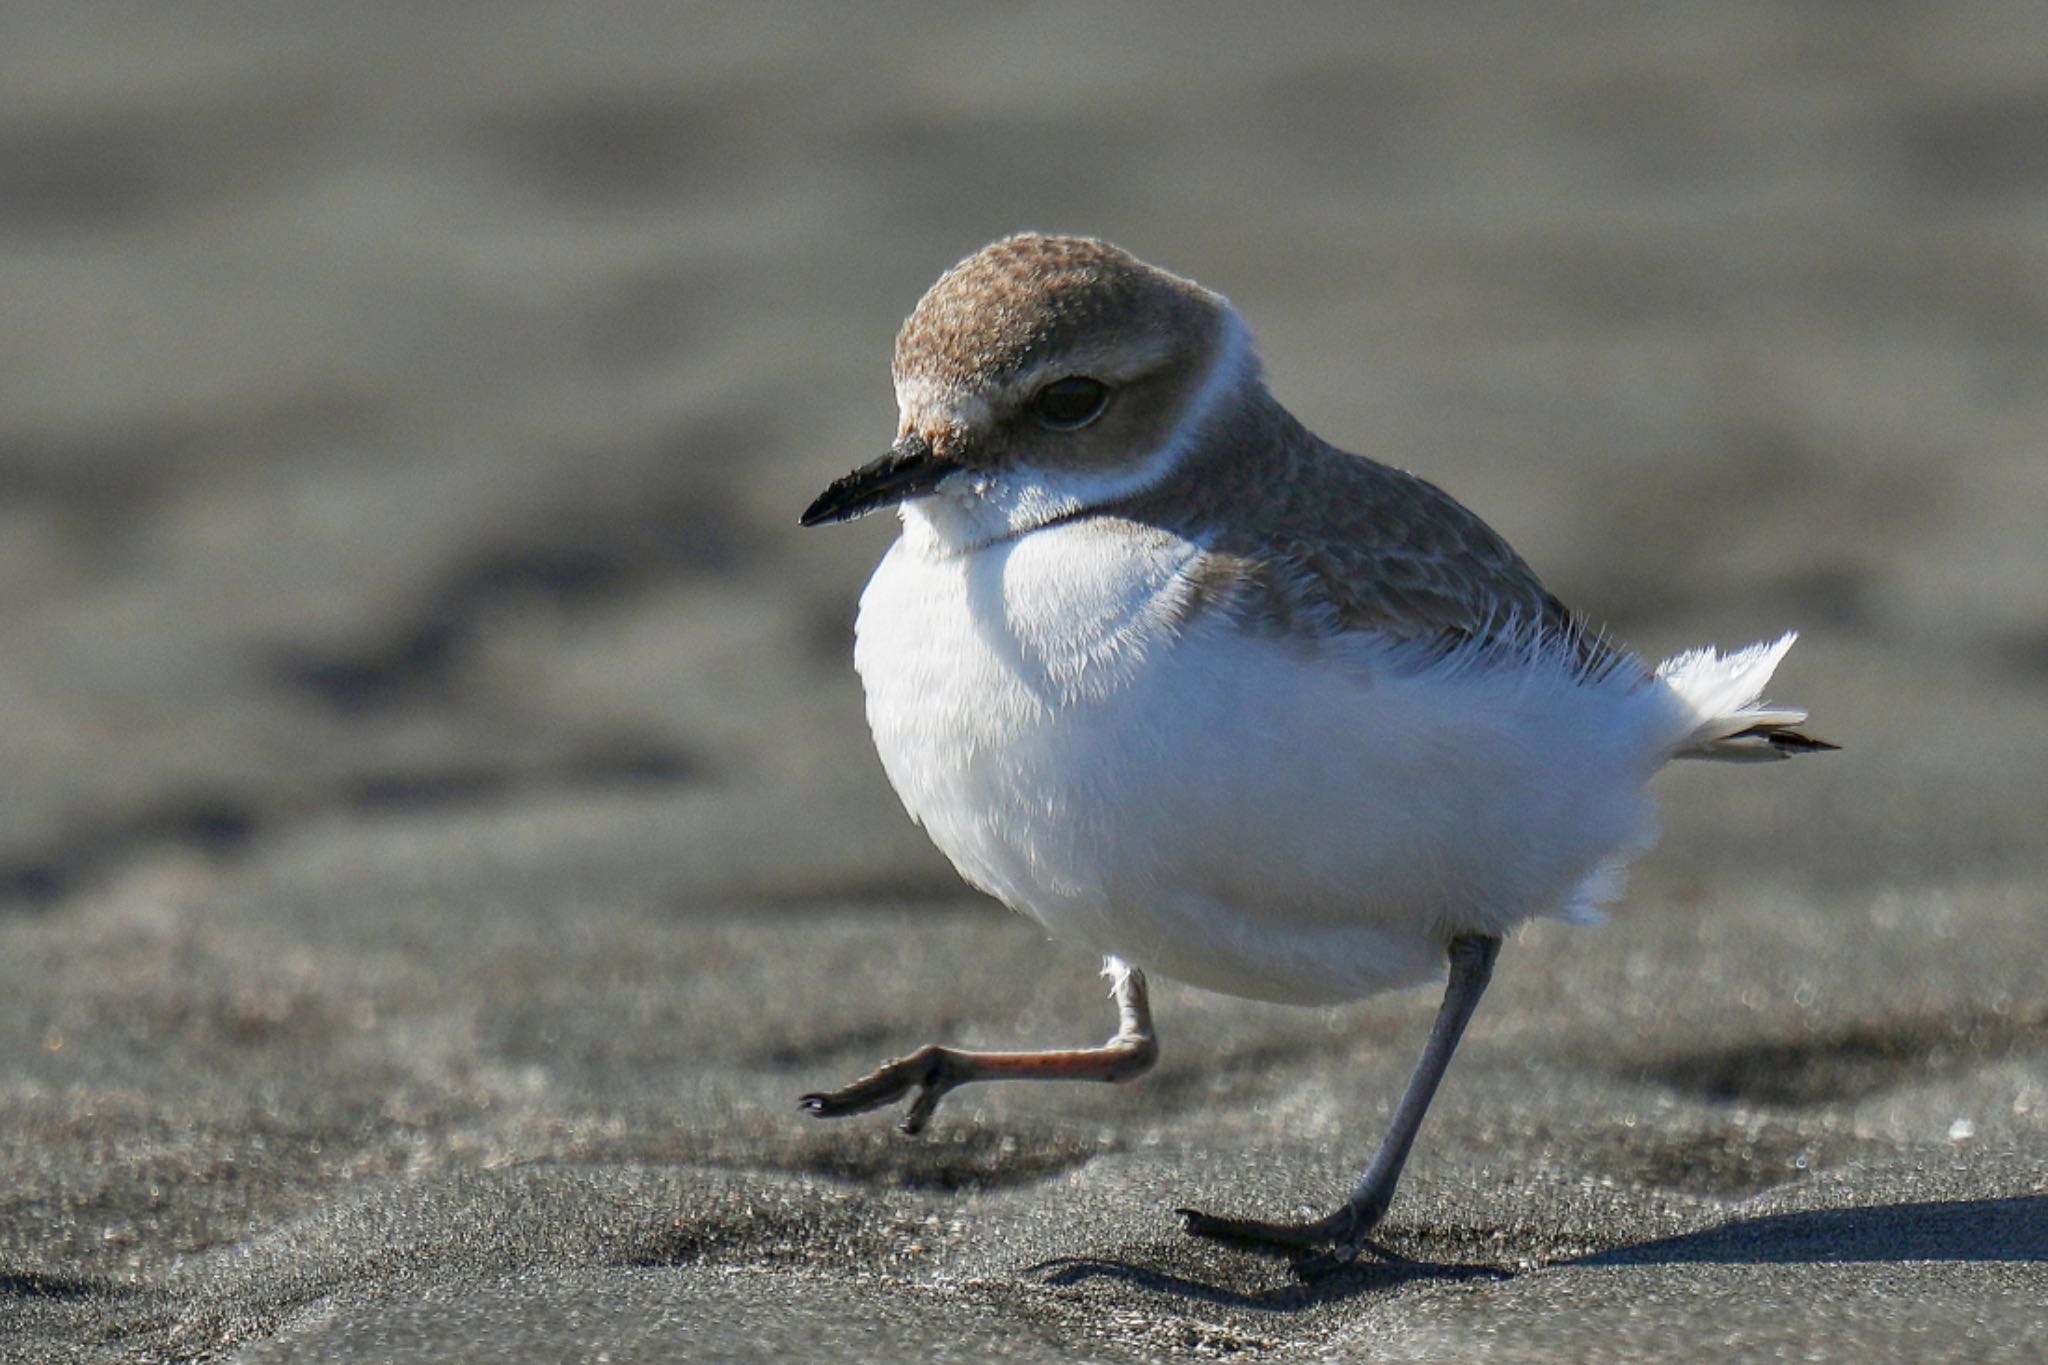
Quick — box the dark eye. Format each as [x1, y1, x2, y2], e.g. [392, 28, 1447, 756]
[1032, 376, 1110, 430]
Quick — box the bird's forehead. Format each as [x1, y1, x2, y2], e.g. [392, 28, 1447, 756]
[893, 234, 1215, 394]
[892, 374, 993, 434]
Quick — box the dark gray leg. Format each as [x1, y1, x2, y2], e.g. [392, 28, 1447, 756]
[802, 957, 1158, 1134]
[1180, 932, 1502, 1272]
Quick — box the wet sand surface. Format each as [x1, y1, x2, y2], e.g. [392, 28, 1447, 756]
[2, 3, 2045, 1360]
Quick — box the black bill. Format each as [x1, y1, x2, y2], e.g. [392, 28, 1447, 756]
[799, 433, 951, 528]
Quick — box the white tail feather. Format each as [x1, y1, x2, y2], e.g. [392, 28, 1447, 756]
[1658, 632, 1830, 761]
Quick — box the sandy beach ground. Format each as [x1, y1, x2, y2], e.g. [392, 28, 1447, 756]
[2, 3, 2045, 1360]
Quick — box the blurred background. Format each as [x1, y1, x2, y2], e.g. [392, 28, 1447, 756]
[2, 2, 2043, 915]
[3, 3, 2046, 1355]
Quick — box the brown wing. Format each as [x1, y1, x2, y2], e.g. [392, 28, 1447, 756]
[1173, 436, 1624, 674]
[1100, 391, 1628, 673]
[1269, 457, 1559, 633]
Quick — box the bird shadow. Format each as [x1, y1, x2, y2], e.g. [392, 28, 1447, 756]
[1029, 1239, 1510, 1312]
[1569, 1195, 2048, 1267]
[1030, 1196, 2048, 1311]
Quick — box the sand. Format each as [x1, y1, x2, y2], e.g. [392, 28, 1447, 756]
[2, 3, 2044, 1360]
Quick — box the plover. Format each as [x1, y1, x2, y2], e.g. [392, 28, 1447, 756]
[798, 234, 1833, 1271]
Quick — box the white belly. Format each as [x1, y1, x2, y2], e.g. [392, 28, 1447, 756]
[854, 513, 1674, 1004]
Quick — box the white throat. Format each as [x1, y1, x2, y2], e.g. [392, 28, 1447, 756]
[901, 308, 1255, 554]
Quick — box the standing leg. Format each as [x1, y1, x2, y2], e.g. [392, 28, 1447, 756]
[801, 957, 1159, 1134]
[1180, 933, 1502, 1270]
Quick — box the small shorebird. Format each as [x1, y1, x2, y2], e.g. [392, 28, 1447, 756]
[798, 234, 1833, 1272]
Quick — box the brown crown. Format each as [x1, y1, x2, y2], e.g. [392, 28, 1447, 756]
[894, 234, 1221, 390]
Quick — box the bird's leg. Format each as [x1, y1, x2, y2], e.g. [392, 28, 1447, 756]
[1180, 932, 1501, 1273]
[800, 957, 1158, 1134]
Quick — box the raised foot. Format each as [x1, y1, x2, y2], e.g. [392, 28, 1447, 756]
[1178, 1199, 1395, 1278]
[800, 1044, 957, 1135]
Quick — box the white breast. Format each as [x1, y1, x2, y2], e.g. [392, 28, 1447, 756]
[854, 508, 1677, 1005]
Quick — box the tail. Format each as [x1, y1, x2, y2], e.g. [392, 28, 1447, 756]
[1658, 632, 1838, 762]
